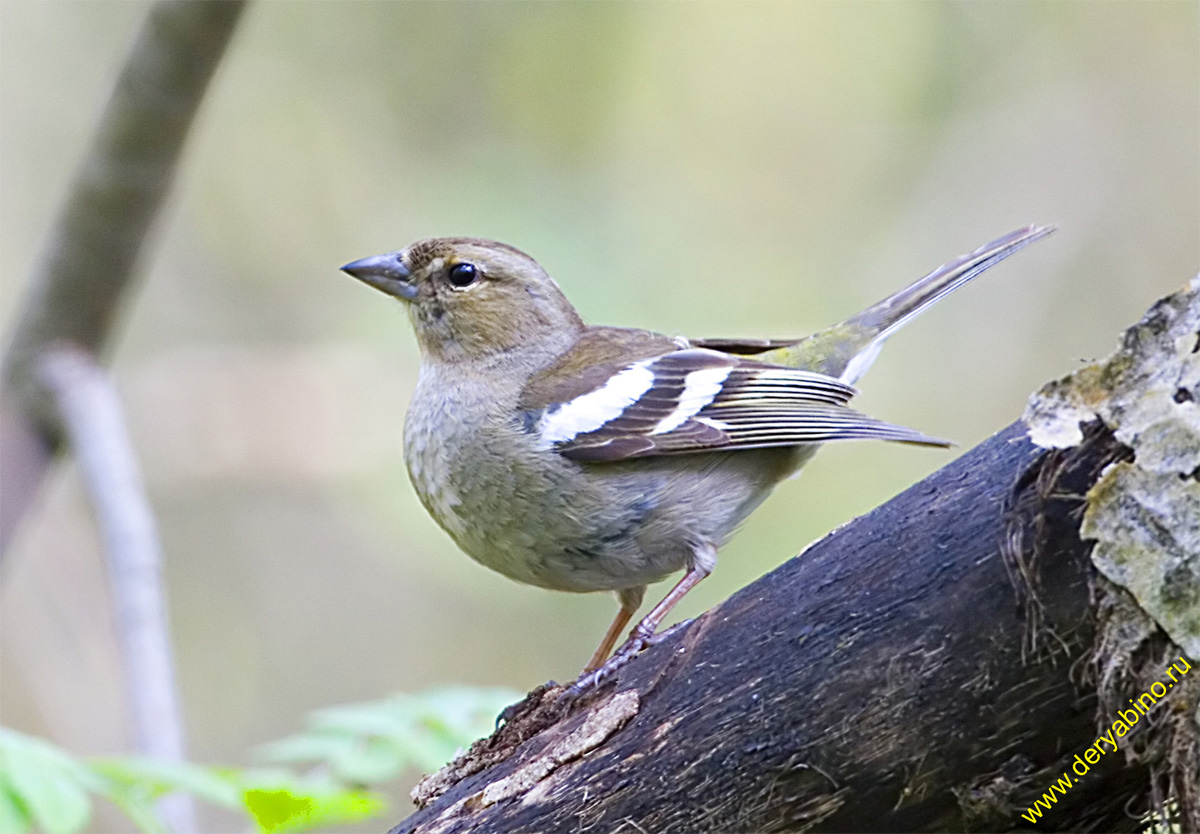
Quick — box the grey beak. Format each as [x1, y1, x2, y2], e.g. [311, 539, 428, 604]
[340, 252, 418, 300]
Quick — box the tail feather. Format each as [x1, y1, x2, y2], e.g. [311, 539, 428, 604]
[757, 225, 1055, 381]
[844, 225, 1056, 348]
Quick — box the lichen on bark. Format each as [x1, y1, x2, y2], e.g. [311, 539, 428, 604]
[1025, 276, 1199, 660]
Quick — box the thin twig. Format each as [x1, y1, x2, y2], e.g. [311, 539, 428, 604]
[39, 344, 194, 834]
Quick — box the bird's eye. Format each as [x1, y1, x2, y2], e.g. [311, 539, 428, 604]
[446, 262, 478, 288]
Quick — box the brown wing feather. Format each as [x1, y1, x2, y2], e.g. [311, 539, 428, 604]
[521, 331, 947, 463]
[518, 326, 680, 411]
[561, 403, 947, 461]
[548, 349, 945, 462]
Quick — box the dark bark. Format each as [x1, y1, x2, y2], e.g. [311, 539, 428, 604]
[391, 420, 1186, 833]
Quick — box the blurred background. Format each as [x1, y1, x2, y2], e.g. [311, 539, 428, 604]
[1, 1, 1196, 828]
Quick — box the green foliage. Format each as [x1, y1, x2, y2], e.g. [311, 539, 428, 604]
[0, 685, 519, 833]
[0, 728, 100, 834]
[86, 757, 243, 833]
[255, 686, 521, 781]
[242, 785, 381, 834]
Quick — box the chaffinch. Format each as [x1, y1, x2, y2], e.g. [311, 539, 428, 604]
[341, 225, 1053, 680]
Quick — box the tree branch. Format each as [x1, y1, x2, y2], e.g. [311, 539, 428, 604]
[392, 278, 1200, 833]
[0, 0, 245, 558]
[39, 345, 194, 833]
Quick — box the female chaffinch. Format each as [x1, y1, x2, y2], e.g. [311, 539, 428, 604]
[341, 226, 1052, 681]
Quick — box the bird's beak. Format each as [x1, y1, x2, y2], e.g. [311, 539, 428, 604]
[340, 252, 418, 301]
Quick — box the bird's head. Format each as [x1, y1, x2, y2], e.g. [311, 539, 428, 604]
[342, 237, 584, 363]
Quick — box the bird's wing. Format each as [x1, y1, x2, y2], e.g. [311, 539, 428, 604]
[517, 325, 683, 411]
[522, 347, 948, 463]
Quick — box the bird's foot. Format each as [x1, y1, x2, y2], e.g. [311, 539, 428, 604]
[565, 618, 694, 699]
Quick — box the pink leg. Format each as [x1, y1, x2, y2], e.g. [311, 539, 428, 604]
[625, 564, 709, 646]
[585, 586, 644, 672]
[572, 543, 716, 691]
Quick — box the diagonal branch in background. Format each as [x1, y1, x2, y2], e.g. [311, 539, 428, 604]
[1, 4, 246, 831]
[0, 0, 246, 558]
[393, 279, 1199, 834]
[39, 345, 195, 834]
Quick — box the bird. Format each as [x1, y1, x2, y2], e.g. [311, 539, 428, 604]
[341, 225, 1053, 681]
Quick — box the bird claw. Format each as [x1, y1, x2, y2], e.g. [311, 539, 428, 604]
[564, 618, 695, 700]
[566, 640, 643, 699]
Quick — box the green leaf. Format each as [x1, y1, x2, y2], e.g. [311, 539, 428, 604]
[243, 787, 383, 834]
[0, 730, 92, 834]
[244, 788, 316, 833]
[308, 700, 413, 737]
[99, 792, 168, 834]
[411, 687, 520, 740]
[0, 783, 32, 834]
[0, 726, 391, 834]
[255, 731, 359, 766]
[327, 737, 406, 784]
[254, 686, 520, 783]
[89, 757, 241, 809]
[378, 721, 461, 774]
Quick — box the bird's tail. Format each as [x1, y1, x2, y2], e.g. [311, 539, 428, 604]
[757, 225, 1055, 383]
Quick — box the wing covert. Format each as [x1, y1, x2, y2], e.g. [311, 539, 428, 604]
[526, 347, 947, 462]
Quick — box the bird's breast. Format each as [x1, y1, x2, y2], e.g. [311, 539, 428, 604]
[401, 363, 809, 595]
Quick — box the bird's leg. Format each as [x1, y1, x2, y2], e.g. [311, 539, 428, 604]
[622, 558, 711, 650]
[584, 586, 645, 672]
[570, 543, 716, 693]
